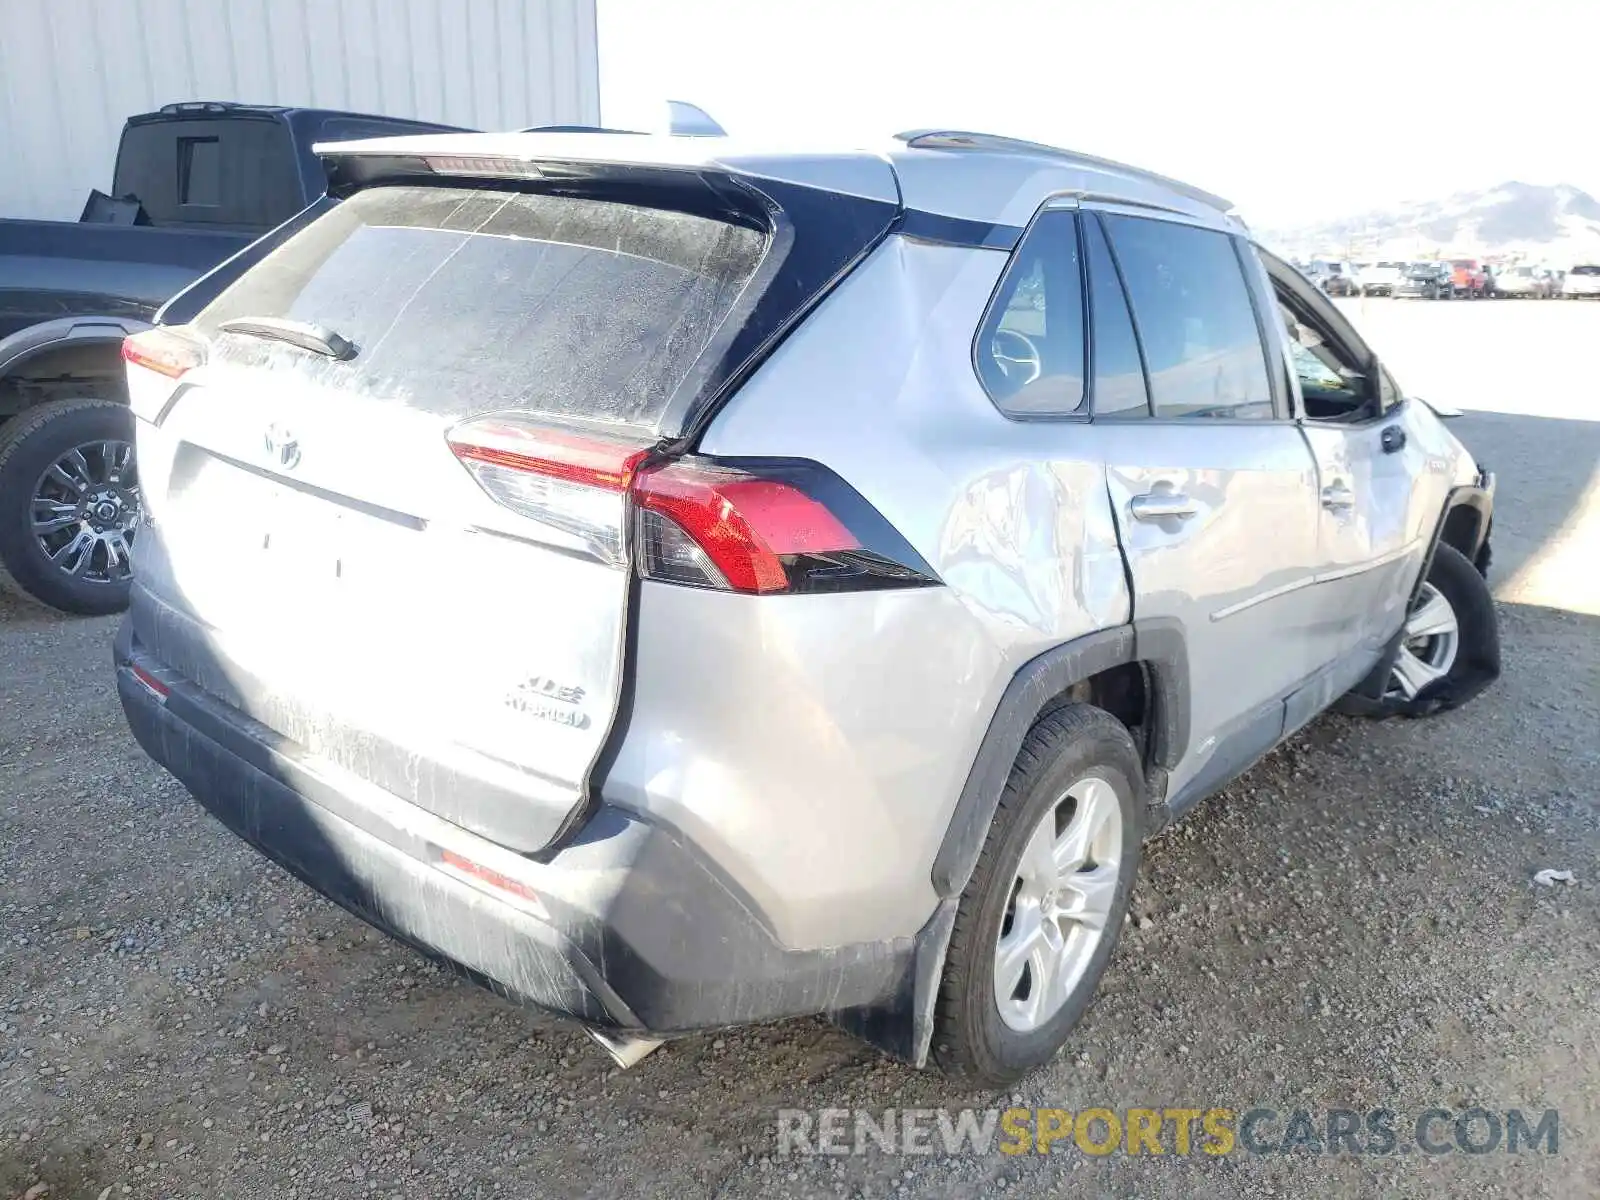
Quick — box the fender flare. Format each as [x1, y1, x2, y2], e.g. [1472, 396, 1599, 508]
[830, 620, 1192, 1066]
[0, 316, 151, 384]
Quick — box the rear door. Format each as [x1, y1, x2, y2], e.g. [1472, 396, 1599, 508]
[1082, 209, 1322, 804]
[127, 180, 823, 852]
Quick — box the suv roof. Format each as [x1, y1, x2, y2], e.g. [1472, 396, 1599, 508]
[313, 127, 1243, 234]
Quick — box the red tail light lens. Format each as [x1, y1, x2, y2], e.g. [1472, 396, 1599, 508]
[447, 420, 651, 491]
[633, 459, 939, 595]
[447, 417, 653, 566]
[122, 328, 204, 379]
[446, 416, 939, 595]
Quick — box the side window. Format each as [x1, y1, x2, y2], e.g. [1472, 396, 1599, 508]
[1103, 215, 1275, 420]
[975, 211, 1085, 416]
[1083, 216, 1150, 417]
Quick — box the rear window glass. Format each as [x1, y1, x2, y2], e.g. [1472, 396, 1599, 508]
[194, 185, 769, 432]
[1572, 265, 1600, 276]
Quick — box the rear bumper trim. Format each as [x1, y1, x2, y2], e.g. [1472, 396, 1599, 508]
[116, 620, 918, 1040]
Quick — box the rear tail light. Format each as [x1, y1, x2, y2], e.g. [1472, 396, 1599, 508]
[123, 328, 206, 424]
[633, 460, 937, 594]
[122, 328, 204, 379]
[446, 416, 939, 595]
[447, 419, 652, 566]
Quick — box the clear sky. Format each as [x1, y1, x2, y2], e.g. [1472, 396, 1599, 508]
[596, 0, 1593, 228]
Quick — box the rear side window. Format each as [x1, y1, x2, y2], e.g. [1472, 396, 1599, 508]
[976, 211, 1085, 416]
[194, 185, 769, 433]
[113, 117, 301, 229]
[1103, 215, 1274, 420]
[1083, 216, 1150, 417]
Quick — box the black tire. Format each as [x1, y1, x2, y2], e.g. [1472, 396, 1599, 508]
[932, 704, 1143, 1087]
[0, 398, 137, 615]
[1399, 541, 1500, 716]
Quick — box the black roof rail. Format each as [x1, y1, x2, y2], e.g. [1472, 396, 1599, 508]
[518, 123, 640, 134]
[895, 129, 1234, 213]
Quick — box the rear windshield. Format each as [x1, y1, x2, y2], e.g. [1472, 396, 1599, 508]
[1573, 265, 1600, 276]
[194, 185, 770, 432]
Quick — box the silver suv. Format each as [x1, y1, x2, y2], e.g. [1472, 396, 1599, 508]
[115, 129, 1499, 1086]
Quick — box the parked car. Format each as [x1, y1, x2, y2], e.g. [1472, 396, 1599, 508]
[0, 101, 462, 615]
[1447, 258, 1488, 298]
[115, 128, 1500, 1087]
[1358, 261, 1406, 296]
[1563, 264, 1600, 298]
[1317, 260, 1361, 296]
[1492, 265, 1556, 298]
[1394, 262, 1453, 298]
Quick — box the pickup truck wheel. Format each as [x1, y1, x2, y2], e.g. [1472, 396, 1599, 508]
[0, 398, 138, 615]
[1385, 542, 1498, 712]
[932, 704, 1142, 1087]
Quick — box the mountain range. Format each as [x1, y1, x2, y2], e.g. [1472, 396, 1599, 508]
[1260, 182, 1600, 263]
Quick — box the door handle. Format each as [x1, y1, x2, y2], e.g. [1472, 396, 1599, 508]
[1381, 425, 1407, 454]
[1129, 491, 1198, 521]
[1321, 483, 1356, 511]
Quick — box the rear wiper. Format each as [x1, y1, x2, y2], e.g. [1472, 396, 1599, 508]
[218, 316, 358, 361]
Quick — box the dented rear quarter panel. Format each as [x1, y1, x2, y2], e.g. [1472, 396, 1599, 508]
[600, 236, 1130, 950]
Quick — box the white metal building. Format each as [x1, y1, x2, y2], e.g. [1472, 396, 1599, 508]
[0, 0, 600, 221]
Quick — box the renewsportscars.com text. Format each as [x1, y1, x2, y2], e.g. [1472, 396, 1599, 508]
[775, 1106, 1559, 1158]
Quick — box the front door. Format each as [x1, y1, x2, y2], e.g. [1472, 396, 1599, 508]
[1258, 249, 1448, 689]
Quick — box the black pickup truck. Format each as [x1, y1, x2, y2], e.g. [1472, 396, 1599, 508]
[0, 101, 460, 614]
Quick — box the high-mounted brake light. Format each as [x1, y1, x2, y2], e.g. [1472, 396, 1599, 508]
[423, 154, 544, 180]
[122, 328, 204, 379]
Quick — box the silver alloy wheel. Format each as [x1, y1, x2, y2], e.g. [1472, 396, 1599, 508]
[1387, 581, 1460, 699]
[993, 774, 1123, 1033]
[30, 439, 139, 585]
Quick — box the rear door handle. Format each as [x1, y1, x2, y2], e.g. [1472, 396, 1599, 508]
[1321, 483, 1356, 511]
[1129, 492, 1198, 521]
[1381, 425, 1407, 454]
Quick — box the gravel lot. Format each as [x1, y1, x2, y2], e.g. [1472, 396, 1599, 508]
[3, 299, 1597, 1199]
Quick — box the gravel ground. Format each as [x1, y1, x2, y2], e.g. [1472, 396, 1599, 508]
[3, 299, 1598, 1199]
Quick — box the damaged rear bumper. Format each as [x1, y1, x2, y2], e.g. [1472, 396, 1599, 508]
[114, 620, 916, 1042]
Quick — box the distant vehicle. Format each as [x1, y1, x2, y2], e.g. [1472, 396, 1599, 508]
[1447, 259, 1488, 298]
[0, 102, 464, 615]
[1492, 265, 1556, 299]
[1313, 260, 1360, 296]
[1394, 262, 1452, 299]
[1358, 261, 1406, 296]
[1563, 264, 1600, 298]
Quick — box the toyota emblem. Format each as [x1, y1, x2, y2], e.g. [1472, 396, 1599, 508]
[264, 423, 301, 470]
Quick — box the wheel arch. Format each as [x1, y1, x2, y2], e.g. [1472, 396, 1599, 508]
[0, 317, 145, 420]
[834, 621, 1190, 1067]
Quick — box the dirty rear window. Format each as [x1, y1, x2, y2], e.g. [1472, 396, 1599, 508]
[194, 185, 769, 432]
